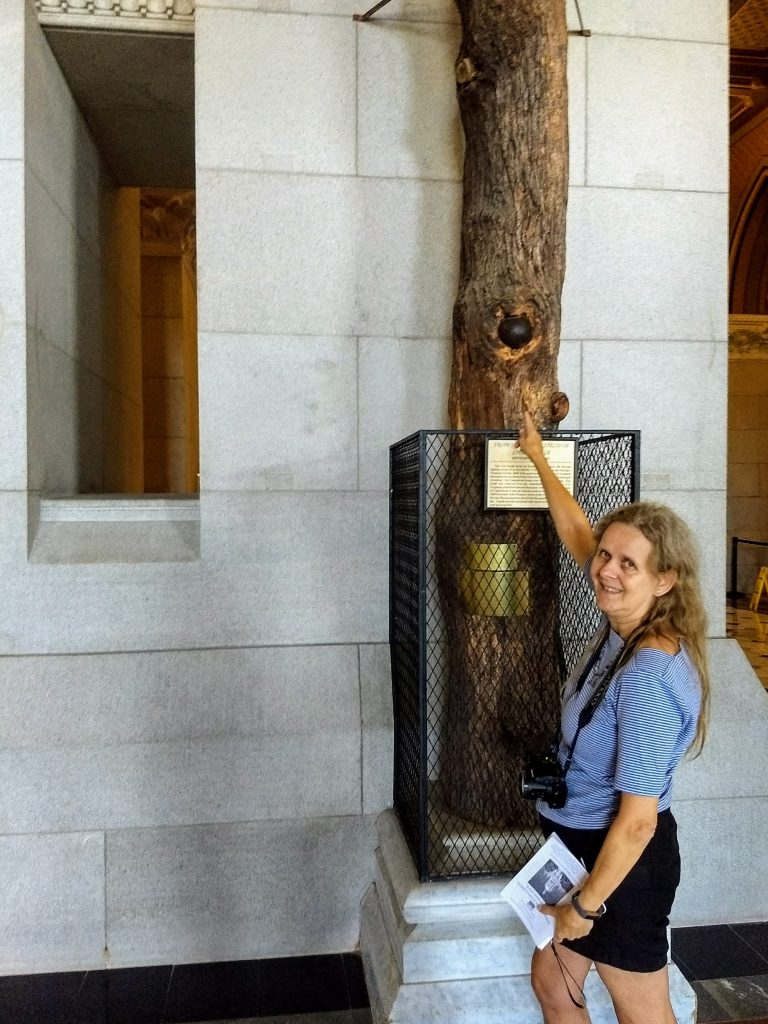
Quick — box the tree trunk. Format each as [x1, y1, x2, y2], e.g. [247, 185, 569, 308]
[437, 0, 570, 829]
[451, 0, 569, 430]
[436, 438, 563, 829]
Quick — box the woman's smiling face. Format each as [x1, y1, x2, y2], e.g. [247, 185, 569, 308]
[590, 522, 672, 638]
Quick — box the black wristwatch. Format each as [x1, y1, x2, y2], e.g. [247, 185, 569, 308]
[571, 890, 607, 920]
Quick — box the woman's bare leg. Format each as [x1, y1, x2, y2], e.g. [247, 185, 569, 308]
[531, 944, 594, 1024]
[595, 961, 677, 1024]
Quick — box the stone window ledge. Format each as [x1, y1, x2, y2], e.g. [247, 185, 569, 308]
[29, 495, 200, 564]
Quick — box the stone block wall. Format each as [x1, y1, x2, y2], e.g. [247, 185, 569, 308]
[0, 0, 746, 975]
[0, 0, 27, 497]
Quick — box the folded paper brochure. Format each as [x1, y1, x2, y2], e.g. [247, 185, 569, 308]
[499, 832, 588, 949]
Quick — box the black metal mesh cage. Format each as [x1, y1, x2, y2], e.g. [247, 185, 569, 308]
[389, 429, 640, 882]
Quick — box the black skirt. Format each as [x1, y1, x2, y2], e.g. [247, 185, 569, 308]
[539, 809, 681, 973]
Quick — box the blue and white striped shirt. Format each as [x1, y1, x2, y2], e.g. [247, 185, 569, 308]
[539, 624, 701, 829]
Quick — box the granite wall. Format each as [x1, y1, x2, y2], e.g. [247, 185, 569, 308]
[0, 0, 745, 974]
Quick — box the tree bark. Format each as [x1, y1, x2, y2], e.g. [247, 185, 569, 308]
[436, 441, 562, 829]
[451, 0, 569, 430]
[437, 0, 569, 830]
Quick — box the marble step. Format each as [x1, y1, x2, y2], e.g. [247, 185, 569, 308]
[377, 811, 527, 926]
[375, 848, 535, 983]
[400, 916, 536, 985]
[361, 883, 696, 1024]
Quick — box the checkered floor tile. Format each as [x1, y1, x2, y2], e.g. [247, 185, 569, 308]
[726, 604, 768, 691]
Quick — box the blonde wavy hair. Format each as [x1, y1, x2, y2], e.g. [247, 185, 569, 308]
[593, 502, 710, 756]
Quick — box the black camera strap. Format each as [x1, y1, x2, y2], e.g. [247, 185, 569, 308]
[560, 622, 624, 778]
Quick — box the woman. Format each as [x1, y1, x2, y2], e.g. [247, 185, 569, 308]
[516, 409, 709, 1024]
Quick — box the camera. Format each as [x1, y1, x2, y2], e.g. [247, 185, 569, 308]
[520, 747, 568, 809]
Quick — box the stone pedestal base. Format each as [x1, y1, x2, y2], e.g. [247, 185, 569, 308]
[360, 810, 696, 1024]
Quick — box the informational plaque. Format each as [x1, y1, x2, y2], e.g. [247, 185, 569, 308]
[484, 437, 577, 510]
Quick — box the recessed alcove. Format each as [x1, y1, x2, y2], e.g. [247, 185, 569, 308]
[727, 314, 768, 591]
[27, 23, 198, 500]
[728, 2, 768, 595]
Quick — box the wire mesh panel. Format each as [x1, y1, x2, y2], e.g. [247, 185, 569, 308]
[389, 433, 427, 876]
[390, 429, 639, 882]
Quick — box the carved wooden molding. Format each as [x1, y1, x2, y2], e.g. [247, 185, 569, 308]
[140, 189, 196, 265]
[730, 313, 768, 359]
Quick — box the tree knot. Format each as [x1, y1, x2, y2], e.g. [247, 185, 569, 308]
[456, 57, 481, 86]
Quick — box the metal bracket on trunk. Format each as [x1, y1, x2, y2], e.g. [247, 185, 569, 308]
[353, 0, 393, 21]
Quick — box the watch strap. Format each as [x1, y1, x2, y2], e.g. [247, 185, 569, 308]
[571, 890, 606, 920]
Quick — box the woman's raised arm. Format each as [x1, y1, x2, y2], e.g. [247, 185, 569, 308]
[516, 409, 595, 566]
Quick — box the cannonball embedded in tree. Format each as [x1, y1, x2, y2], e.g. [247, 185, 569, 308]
[498, 315, 533, 350]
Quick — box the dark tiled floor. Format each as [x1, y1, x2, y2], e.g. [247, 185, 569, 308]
[673, 924, 768, 981]
[671, 922, 768, 1022]
[0, 954, 368, 1024]
[3, 928, 768, 1023]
